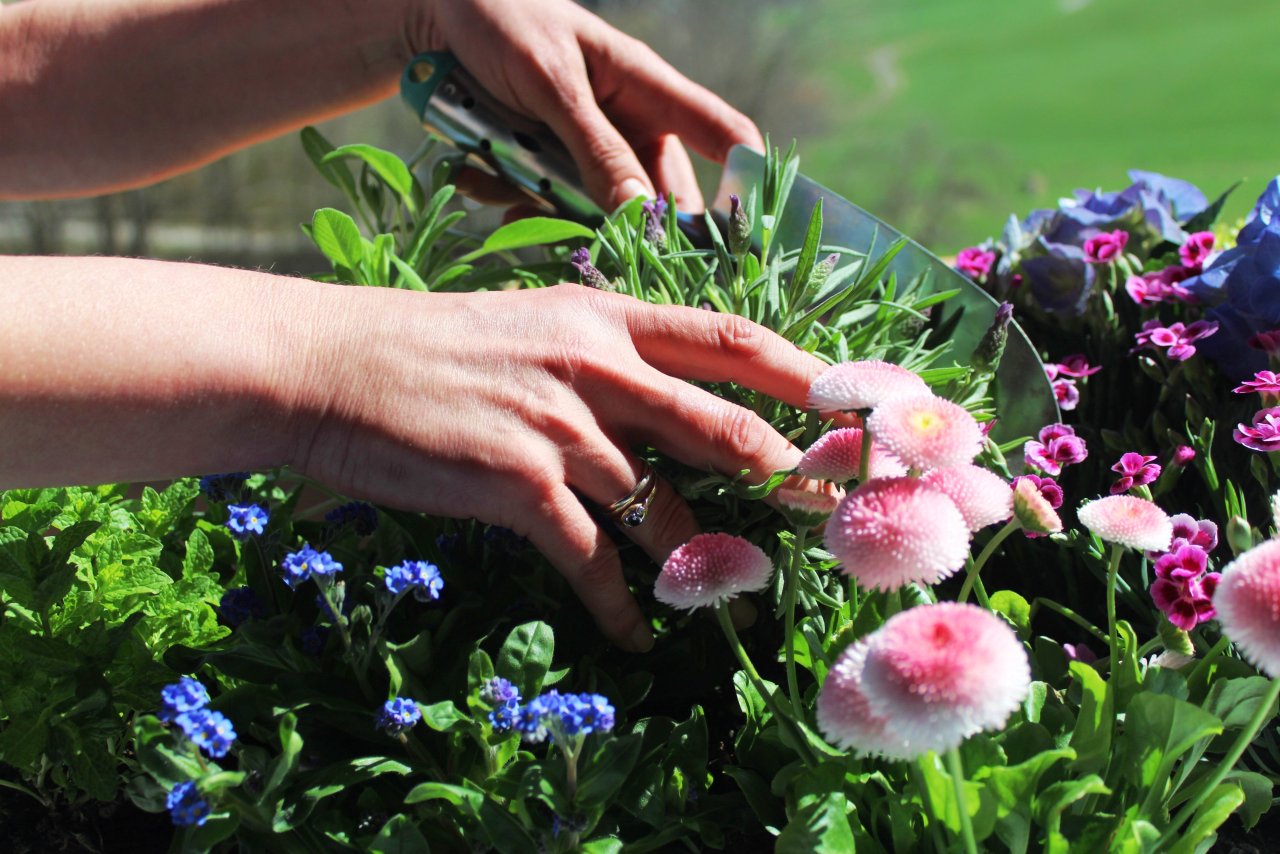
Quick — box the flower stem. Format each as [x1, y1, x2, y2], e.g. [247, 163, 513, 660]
[911, 760, 950, 854]
[715, 603, 818, 766]
[784, 527, 809, 723]
[945, 748, 979, 854]
[1030, 597, 1110, 644]
[858, 423, 873, 483]
[1156, 676, 1280, 848]
[316, 577, 374, 701]
[958, 519, 1018, 604]
[1186, 635, 1232, 688]
[1105, 544, 1124, 672]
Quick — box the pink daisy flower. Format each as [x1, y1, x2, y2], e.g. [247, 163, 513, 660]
[795, 428, 907, 483]
[824, 478, 971, 591]
[807, 360, 929, 412]
[815, 640, 909, 758]
[1234, 408, 1280, 452]
[866, 394, 984, 472]
[859, 603, 1031, 756]
[655, 533, 773, 611]
[777, 487, 840, 529]
[922, 465, 1014, 532]
[1077, 495, 1173, 552]
[1012, 476, 1063, 535]
[1213, 539, 1280, 677]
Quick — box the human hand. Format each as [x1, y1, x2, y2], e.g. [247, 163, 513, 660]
[408, 0, 764, 213]
[293, 284, 825, 651]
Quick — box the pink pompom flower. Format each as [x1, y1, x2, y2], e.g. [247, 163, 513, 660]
[807, 360, 930, 412]
[859, 603, 1031, 756]
[795, 427, 906, 483]
[1083, 229, 1129, 264]
[1179, 231, 1216, 269]
[824, 478, 971, 591]
[955, 246, 997, 281]
[1077, 495, 1173, 552]
[776, 487, 840, 529]
[1024, 423, 1088, 476]
[1214, 539, 1280, 677]
[1109, 452, 1161, 495]
[815, 640, 909, 758]
[922, 465, 1014, 532]
[655, 533, 773, 611]
[866, 394, 984, 472]
[1234, 408, 1280, 452]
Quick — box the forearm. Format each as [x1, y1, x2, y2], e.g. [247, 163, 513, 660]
[0, 255, 327, 488]
[0, 0, 415, 199]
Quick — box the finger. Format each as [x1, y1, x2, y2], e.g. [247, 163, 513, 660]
[522, 59, 655, 210]
[580, 26, 765, 163]
[523, 485, 654, 652]
[636, 134, 704, 214]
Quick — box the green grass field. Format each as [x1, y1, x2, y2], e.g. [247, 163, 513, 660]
[796, 0, 1280, 251]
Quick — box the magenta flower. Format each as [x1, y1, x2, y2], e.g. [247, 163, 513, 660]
[1154, 543, 1209, 581]
[807, 360, 929, 412]
[654, 533, 773, 611]
[1214, 539, 1280, 677]
[1233, 407, 1280, 452]
[1024, 423, 1088, 476]
[1052, 377, 1079, 411]
[1109, 452, 1161, 495]
[1054, 354, 1102, 378]
[1168, 513, 1218, 553]
[858, 603, 1031, 756]
[1132, 319, 1218, 361]
[1077, 495, 1173, 552]
[955, 246, 997, 281]
[1249, 328, 1280, 354]
[921, 465, 1014, 532]
[1171, 445, 1196, 467]
[1083, 229, 1129, 263]
[1124, 267, 1194, 306]
[1233, 370, 1280, 398]
[1151, 545, 1219, 631]
[1179, 231, 1216, 269]
[867, 394, 984, 472]
[824, 478, 971, 591]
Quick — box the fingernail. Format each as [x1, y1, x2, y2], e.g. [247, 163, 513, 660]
[615, 178, 650, 207]
[628, 623, 655, 653]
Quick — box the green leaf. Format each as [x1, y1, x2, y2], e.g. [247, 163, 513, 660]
[577, 733, 643, 809]
[580, 839, 622, 854]
[1204, 676, 1279, 730]
[1034, 775, 1110, 838]
[1067, 661, 1113, 775]
[300, 126, 357, 200]
[370, 814, 431, 854]
[723, 765, 785, 832]
[261, 713, 302, 804]
[775, 791, 856, 854]
[389, 255, 428, 291]
[404, 780, 484, 810]
[459, 217, 594, 262]
[420, 700, 471, 733]
[311, 208, 366, 273]
[787, 199, 824, 303]
[977, 747, 1074, 814]
[1222, 770, 1273, 830]
[1168, 784, 1245, 854]
[989, 590, 1031, 639]
[0, 707, 50, 769]
[324, 144, 420, 213]
[495, 621, 555, 699]
[1157, 617, 1195, 657]
[181, 528, 214, 579]
[1120, 693, 1222, 791]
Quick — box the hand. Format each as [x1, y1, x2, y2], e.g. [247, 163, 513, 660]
[295, 284, 825, 651]
[410, 0, 764, 212]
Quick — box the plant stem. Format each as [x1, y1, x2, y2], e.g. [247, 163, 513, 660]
[784, 527, 809, 723]
[1157, 677, 1280, 848]
[1105, 544, 1124, 673]
[910, 761, 950, 854]
[858, 423, 873, 483]
[1031, 597, 1110, 644]
[714, 603, 818, 766]
[945, 748, 979, 854]
[1186, 635, 1232, 688]
[316, 577, 374, 701]
[958, 520, 1019, 604]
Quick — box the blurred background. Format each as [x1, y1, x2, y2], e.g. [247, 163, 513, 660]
[3, 0, 1276, 270]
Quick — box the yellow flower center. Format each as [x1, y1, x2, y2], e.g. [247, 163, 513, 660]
[909, 411, 939, 435]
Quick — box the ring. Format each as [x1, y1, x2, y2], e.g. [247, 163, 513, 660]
[607, 462, 658, 528]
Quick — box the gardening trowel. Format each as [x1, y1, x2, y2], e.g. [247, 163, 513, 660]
[400, 52, 1059, 446]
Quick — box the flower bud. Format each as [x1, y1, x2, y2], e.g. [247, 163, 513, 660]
[643, 198, 668, 252]
[777, 487, 839, 528]
[1171, 445, 1196, 467]
[728, 193, 752, 257]
[808, 253, 840, 292]
[972, 302, 1013, 375]
[1013, 477, 1062, 535]
[569, 247, 612, 291]
[1226, 515, 1255, 556]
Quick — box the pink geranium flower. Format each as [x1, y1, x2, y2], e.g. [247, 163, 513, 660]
[955, 246, 997, 281]
[1024, 423, 1088, 476]
[795, 427, 906, 482]
[1249, 329, 1280, 354]
[1213, 538, 1280, 677]
[858, 603, 1031, 756]
[824, 478, 971, 590]
[1233, 371, 1280, 401]
[1132, 319, 1218, 361]
[1083, 229, 1129, 263]
[922, 465, 1014, 532]
[866, 394, 984, 471]
[655, 533, 773, 611]
[1109, 452, 1161, 495]
[1077, 495, 1173, 552]
[1171, 445, 1196, 467]
[1052, 377, 1079, 410]
[1234, 408, 1280, 452]
[815, 640, 908, 757]
[807, 360, 929, 412]
[1054, 354, 1102, 378]
[1179, 231, 1216, 270]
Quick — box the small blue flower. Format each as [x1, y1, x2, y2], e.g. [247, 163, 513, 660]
[489, 699, 520, 733]
[226, 503, 268, 539]
[280, 544, 342, 589]
[384, 559, 444, 602]
[159, 678, 209, 722]
[218, 587, 265, 628]
[325, 501, 379, 536]
[479, 677, 521, 706]
[198, 472, 249, 503]
[514, 691, 616, 746]
[166, 781, 210, 827]
[175, 709, 237, 759]
[376, 697, 422, 735]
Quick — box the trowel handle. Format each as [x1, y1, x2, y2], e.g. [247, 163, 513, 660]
[400, 52, 604, 224]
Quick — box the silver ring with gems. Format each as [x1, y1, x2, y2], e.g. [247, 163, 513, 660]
[607, 462, 658, 528]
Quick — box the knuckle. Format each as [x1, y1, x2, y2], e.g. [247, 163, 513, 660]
[716, 313, 767, 361]
[717, 404, 770, 461]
